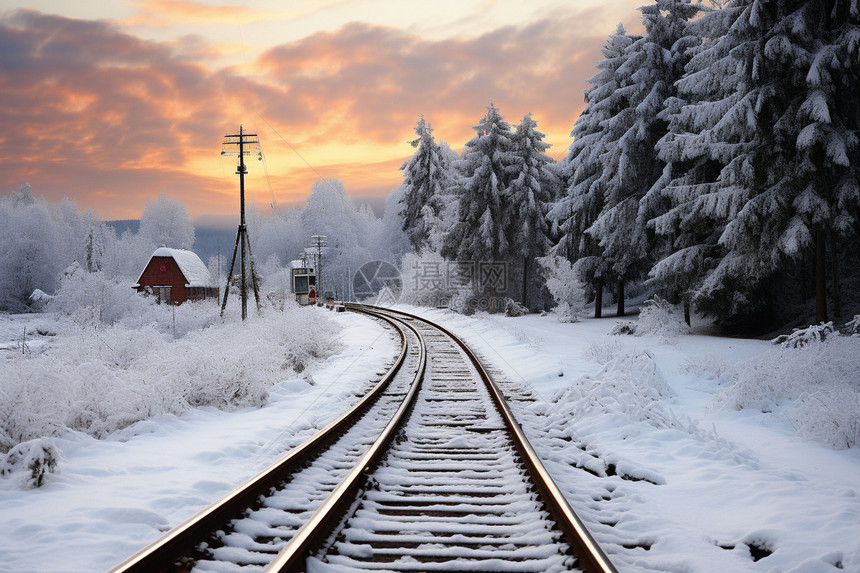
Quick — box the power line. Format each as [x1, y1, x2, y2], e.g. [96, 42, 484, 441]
[255, 111, 343, 197]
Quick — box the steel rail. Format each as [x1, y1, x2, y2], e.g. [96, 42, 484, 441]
[347, 304, 618, 573]
[264, 308, 427, 572]
[108, 315, 410, 573]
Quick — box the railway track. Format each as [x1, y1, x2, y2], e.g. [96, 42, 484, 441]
[110, 305, 616, 573]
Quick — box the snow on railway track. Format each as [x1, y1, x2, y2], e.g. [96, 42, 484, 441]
[110, 305, 616, 573]
[312, 320, 574, 572]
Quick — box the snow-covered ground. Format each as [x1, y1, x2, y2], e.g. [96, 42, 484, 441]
[1, 305, 859, 572]
[0, 310, 397, 572]
[398, 305, 860, 573]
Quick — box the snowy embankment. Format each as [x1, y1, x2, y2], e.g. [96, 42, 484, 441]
[1, 301, 341, 467]
[396, 305, 860, 573]
[0, 307, 397, 572]
[1, 303, 858, 573]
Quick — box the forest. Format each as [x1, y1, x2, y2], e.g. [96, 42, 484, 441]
[398, 0, 860, 331]
[2, 0, 859, 334]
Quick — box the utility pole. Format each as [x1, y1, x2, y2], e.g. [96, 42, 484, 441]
[311, 235, 327, 300]
[220, 125, 262, 320]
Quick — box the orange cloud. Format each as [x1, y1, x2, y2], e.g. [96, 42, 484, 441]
[124, 0, 267, 27]
[1, 5, 643, 219]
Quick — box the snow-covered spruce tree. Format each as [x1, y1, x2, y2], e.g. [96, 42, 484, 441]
[689, 0, 860, 324]
[507, 113, 557, 310]
[549, 23, 637, 317]
[587, 0, 703, 317]
[646, 3, 742, 325]
[399, 115, 453, 252]
[443, 103, 519, 306]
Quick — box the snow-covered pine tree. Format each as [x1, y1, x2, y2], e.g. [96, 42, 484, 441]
[398, 115, 452, 252]
[646, 3, 741, 324]
[794, 0, 860, 322]
[443, 103, 518, 303]
[549, 23, 637, 317]
[690, 0, 860, 323]
[507, 113, 557, 309]
[587, 0, 702, 317]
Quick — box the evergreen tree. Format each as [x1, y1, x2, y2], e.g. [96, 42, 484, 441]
[549, 23, 637, 317]
[508, 113, 557, 309]
[398, 115, 452, 252]
[443, 103, 518, 300]
[647, 3, 740, 323]
[676, 0, 860, 323]
[588, 0, 702, 316]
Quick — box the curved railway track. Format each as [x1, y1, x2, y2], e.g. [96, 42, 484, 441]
[109, 305, 616, 573]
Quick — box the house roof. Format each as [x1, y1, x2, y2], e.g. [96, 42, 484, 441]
[135, 247, 215, 287]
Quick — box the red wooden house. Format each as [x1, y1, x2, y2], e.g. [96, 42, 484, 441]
[134, 247, 219, 304]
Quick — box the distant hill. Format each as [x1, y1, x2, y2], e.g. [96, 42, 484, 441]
[106, 219, 139, 236]
[195, 227, 236, 263]
[105, 220, 234, 264]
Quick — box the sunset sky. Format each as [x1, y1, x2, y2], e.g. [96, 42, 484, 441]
[0, 0, 645, 224]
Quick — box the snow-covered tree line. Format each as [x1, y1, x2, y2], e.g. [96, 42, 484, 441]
[554, 0, 860, 325]
[399, 0, 860, 326]
[0, 187, 192, 312]
[399, 106, 560, 312]
[0, 179, 408, 313]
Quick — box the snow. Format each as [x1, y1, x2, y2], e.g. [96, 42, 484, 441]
[1, 305, 859, 572]
[0, 309, 396, 572]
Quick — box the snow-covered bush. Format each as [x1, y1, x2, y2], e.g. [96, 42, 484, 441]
[636, 297, 690, 339]
[844, 315, 860, 336]
[708, 337, 860, 448]
[0, 306, 341, 457]
[47, 263, 154, 326]
[772, 322, 835, 348]
[683, 354, 729, 380]
[538, 255, 587, 322]
[583, 339, 623, 365]
[554, 350, 676, 428]
[0, 438, 60, 488]
[791, 386, 860, 449]
[503, 298, 528, 317]
[610, 321, 637, 335]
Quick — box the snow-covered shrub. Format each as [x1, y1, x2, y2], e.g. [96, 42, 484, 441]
[791, 386, 860, 449]
[636, 297, 689, 339]
[0, 438, 60, 488]
[398, 250, 455, 307]
[448, 287, 480, 316]
[503, 298, 528, 317]
[610, 321, 637, 335]
[683, 354, 729, 379]
[772, 322, 835, 348]
[554, 350, 677, 428]
[538, 255, 586, 322]
[844, 315, 860, 336]
[0, 306, 341, 455]
[47, 263, 151, 325]
[708, 337, 860, 448]
[583, 339, 623, 365]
